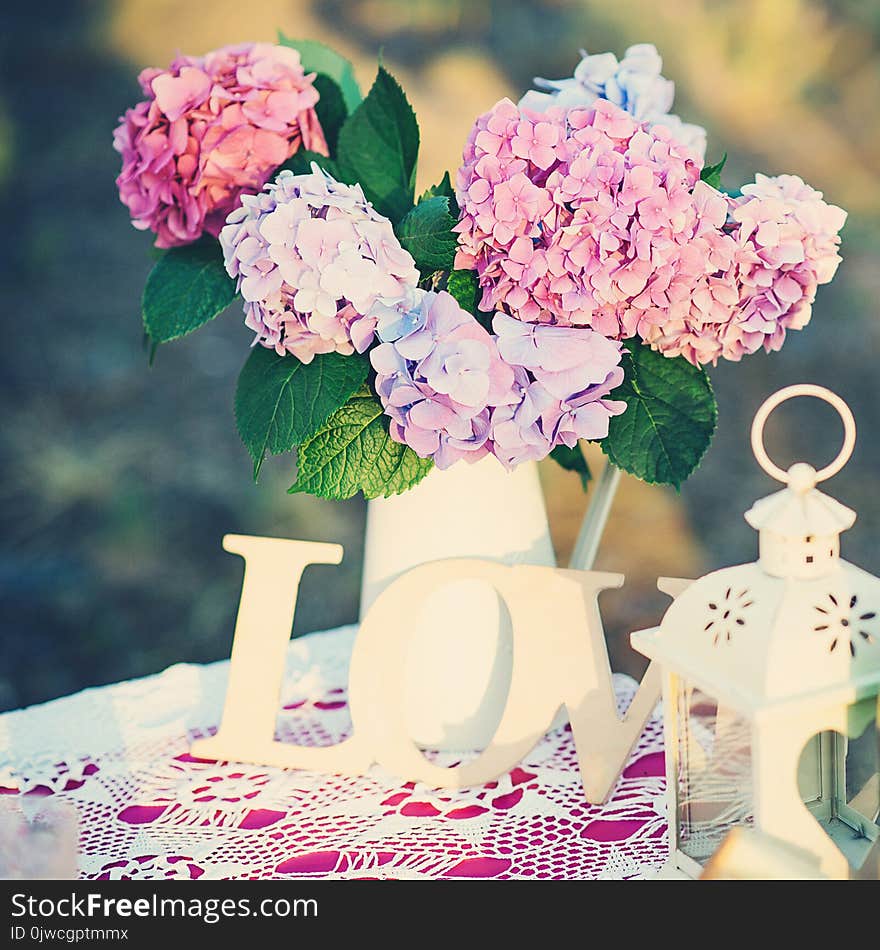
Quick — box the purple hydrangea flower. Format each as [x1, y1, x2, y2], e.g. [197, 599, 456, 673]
[220, 165, 419, 363]
[370, 290, 515, 469]
[489, 313, 627, 468]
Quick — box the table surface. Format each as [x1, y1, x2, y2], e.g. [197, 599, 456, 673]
[0, 626, 669, 880]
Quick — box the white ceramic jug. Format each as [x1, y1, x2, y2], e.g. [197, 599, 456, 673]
[359, 455, 556, 751]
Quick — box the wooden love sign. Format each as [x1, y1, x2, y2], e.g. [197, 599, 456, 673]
[192, 534, 673, 803]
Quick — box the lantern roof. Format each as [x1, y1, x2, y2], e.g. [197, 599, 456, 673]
[632, 385, 880, 711]
[745, 468, 856, 539]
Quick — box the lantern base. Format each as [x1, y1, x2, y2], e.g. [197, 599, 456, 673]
[652, 860, 691, 880]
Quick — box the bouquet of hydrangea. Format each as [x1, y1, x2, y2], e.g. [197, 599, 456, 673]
[115, 38, 846, 498]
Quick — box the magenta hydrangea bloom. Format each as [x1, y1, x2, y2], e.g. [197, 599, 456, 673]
[648, 174, 846, 364]
[489, 313, 626, 469]
[114, 43, 327, 248]
[455, 97, 710, 338]
[221, 166, 420, 363]
[371, 291, 515, 469]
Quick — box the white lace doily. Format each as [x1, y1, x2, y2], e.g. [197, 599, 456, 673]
[0, 626, 669, 879]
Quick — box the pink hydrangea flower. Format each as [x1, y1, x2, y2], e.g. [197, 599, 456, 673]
[489, 313, 626, 468]
[221, 166, 419, 363]
[371, 291, 515, 469]
[647, 174, 846, 364]
[455, 98, 846, 367]
[455, 98, 709, 339]
[114, 43, 327, 248]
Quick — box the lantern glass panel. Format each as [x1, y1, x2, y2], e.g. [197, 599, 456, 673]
[675, 682, 754, 864]
[798, 702, 879, 870]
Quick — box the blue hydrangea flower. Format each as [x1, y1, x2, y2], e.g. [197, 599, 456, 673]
[519, 44, 707, 159]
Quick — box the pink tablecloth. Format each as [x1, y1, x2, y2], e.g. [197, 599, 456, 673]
[0, 626, 669, 879]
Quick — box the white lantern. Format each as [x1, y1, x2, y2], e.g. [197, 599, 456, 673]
[632, 385, 880, 879]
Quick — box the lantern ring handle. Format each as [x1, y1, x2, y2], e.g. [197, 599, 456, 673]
[751, 384, 856, 485]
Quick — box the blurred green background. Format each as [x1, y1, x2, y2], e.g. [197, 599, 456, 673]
[1, 0, 878, 711]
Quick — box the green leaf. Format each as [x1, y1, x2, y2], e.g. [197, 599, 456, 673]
[278, 35, 362, 113]
[311, 74, 347, 153]
[549, 444, 591, 491]
[396, 196, 458, 273]
[142, 239, 236, 344]
[600, 339, 717, 490]
[290, 387, 433, 499]
[235, 347, 369, 479]
[280, 148, 339, 179]
[700, 152, 727, 190]
[419, 171, 458, 217]
[444, 269, 490, 326]
[335, 66, 419, 222]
